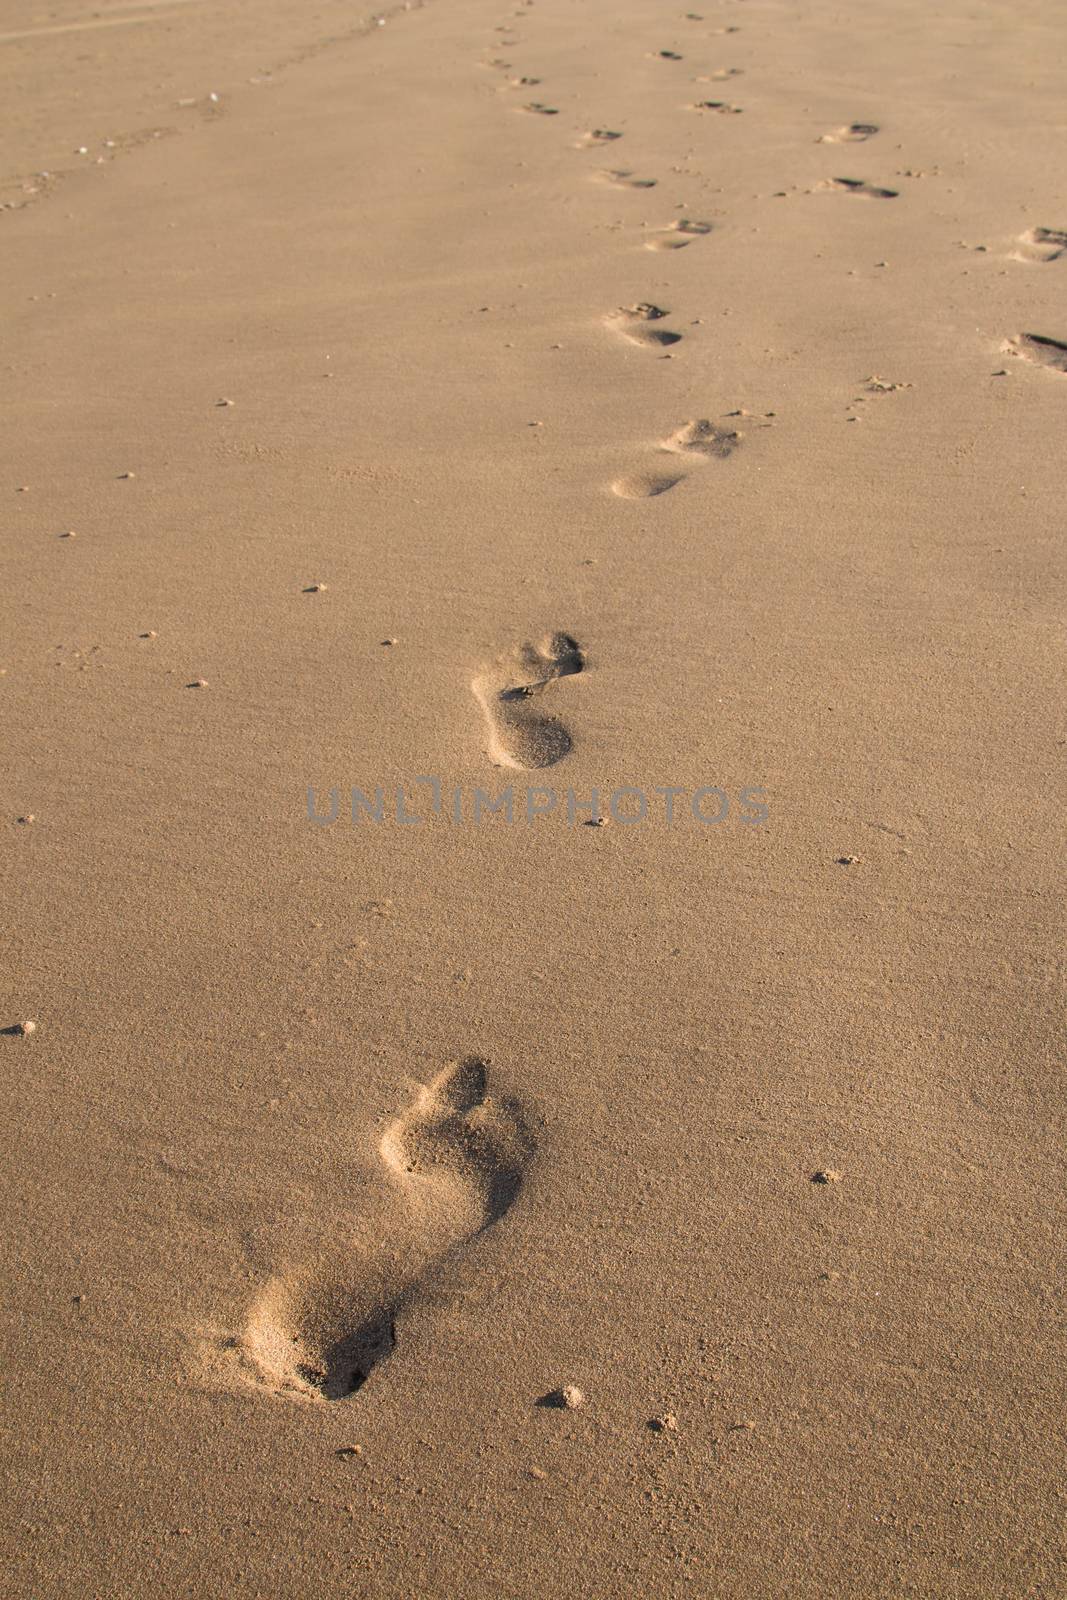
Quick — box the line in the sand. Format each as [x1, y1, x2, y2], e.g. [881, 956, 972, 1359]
[0, 3, 207, 47]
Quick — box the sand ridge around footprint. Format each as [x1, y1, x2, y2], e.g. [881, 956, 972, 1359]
[215, 1059, 534, 1403]
[472, 632, 585, 769]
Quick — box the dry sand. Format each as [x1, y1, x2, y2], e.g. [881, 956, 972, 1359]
[2, 0, 1065, 1595]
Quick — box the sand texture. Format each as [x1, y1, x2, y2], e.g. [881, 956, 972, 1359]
[1, 0, 1065, 1595]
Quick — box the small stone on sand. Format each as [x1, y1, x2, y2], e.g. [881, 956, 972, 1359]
[381, 637, 398, 646]
[187, 678, 209, 689]
[304, 583, 328, 593]
[17, 815, 34, 824]
[543, 1384, 584, 1410]
[649, 1411, 678, 1432]
[812, 1169, 842, 1184]
[16, 1020, 37, 1036]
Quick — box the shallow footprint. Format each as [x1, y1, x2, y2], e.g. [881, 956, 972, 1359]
[597, 168, 658, 189]
[606, 303, 683, 348]
[689, 99, 742, 114]
[818, 122, 879, 143]
[575, 128, 623, 148]
[611, 470, 685, 499]
[473, 632, 585, 768]
[820, 176, 898, 199]
[644, 217, 713, 250]
[232, 1059, 533, 1402]
[521, 101, 558, 115]
[661, 418, 741, 458]
[1006, 332, 1067, 372]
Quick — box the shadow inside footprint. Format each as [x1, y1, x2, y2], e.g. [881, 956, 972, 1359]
[473, 632, 585, 769]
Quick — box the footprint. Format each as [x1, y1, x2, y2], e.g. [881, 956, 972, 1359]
[1012, 227, 1067, 264]
[521, 102, 558, 115]
[606, 303, 683, 348]
[661, 418, 741, 458]
[508, 74, 542, 87]
[652, 49, 684, 60]
[472, 632, 585, 768]
[695, 69, 744, 81]
[689, 100, 743, 114]
[597, 168, 658, 189]
[821, 176, 898, 199]
[644, 217, 713, 250]
[1005, 332, 1067, 373]
[231, 1060, 533, 1402]
[575, 128, 623, 147]
[611, 470, 685, 499]
[818, 122, 879, 143]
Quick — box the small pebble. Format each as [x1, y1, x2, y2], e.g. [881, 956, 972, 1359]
[16, 1020, 37, 1036]
[187, 678, 209, 689]
[381, 637, 398, 646]
[336, 1445, 362, 1457]
[811, 1169, 842, 1184]
[304, 583, 328, 593]
[17, 815, 34, 825]
[836, 854, 861, 865]
[216, 398, 235, 408]
[61, 530, 76, 539]
[118, 471, 136, 480]
[140, 631, 158, 639]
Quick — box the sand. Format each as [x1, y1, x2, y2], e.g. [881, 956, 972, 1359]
[1, 0, 1065, 1595]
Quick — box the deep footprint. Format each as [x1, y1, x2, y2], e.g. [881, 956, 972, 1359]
[473, 632, 585, 769]
[235, 1060, 533, 1401]
[1006, 332, 1067, 372]
[1013, 228, 1067, 264]
[607, 303, 683, 348]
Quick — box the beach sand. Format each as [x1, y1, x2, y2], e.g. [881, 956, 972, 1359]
[1, 0, 1065, 1594]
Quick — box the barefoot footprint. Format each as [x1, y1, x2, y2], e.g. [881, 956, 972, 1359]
[606, 302, 683, 348]
[232, 1060, 533, 1402]
[473, 633, 585, 769]
[644, 218, 713, 250]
